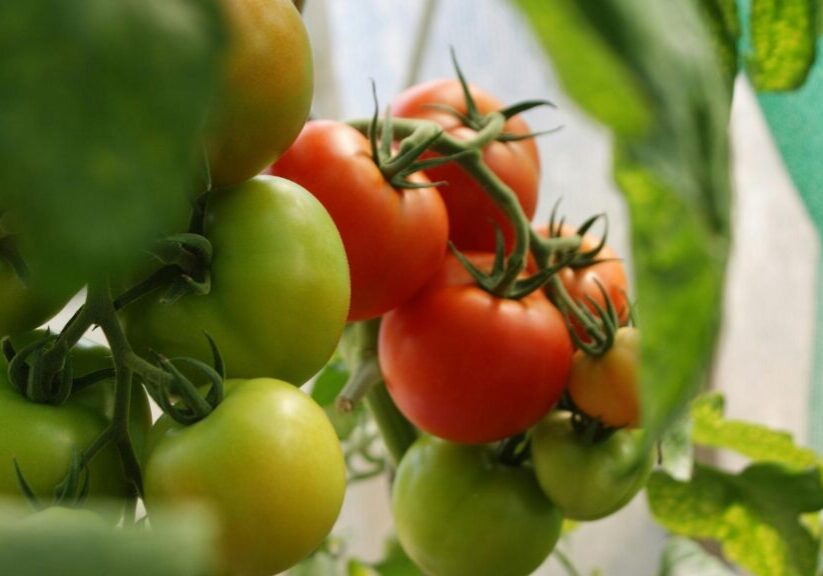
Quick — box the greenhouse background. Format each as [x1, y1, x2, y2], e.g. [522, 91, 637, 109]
[301, 0, 820, 573]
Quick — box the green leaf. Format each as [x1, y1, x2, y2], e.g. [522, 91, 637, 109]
[289, 550, 343, 576]
[691, 393, 822, 470]
[749, 0, 817, 90]
[660, 413, 694, 481]
[0, 505, 218, 576]
[657, 537, 736, 576]
[697, 0, 742, 88]
[0, 0, 225, 291]
[515, 0, 733, 447]
[647, 463, 823, 576]
[371, 538, 419, 576]
[312, 357, 350, 406]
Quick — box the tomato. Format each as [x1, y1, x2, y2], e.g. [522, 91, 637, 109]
[123, 176, 350, 385]
[392, 436, 562, 576]
[0, 336, 152, 511]
[392, 79, 540, 252]
[206, 0, 313, 188]
[539, 224, 630, 335]
[531, 411, 652, 521]
[143, 378, 346, 576]
[379, 253, 572, 444]
[568, 326, 639, 427]
[269, 120, 449, 321]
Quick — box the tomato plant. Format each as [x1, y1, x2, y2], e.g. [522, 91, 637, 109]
[531, 410, 652, 521]
[392, 436, 562, 576]
[568, 326, 639, 427]
[123, 175, 350, 385]
[143, 378, 346, 576]
[392, 79, 540, 252]
[0, 336, 151, 509]
[379, 253, 572, 444]
[269, 120, 449, 321]
[205, 0, 314, 188]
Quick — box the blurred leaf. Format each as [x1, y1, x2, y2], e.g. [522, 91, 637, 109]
[289, 550, 343, 576]
[0, 504, 217, 576]
[648, 463, 823, 576]
[515, 0, 732, 449]
[691, 394, 821, 470]
[749, 0, 817, 90]
[697, 0, 742, 88]
[312, 357, 350, 406]
[660, 414, 694, 481]
[371, 537, 419, 576]
[0, 0, 225, 292]
[657, 537, 736, 576]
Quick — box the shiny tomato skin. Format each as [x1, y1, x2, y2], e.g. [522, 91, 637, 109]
[206, 0, 313, 188]
[393, 437, 562, 576]
[0, 336, 151, 514]
[531, 411, 652, 521]
[270, 120, 448, 321]
[568, 327, 640, 428]
[123, 176, 350, 385]
[379, 254, 572, 444]
[143, 378, 346, 576]
[392, 79, 540, 252]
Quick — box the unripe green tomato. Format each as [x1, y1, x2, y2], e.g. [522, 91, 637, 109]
[0, 335, 152, 517]
[392, 436, 563, 576]
[531, 411, 653, 521]
[123, 176, 350, 386]
[144, 378, 347, 576]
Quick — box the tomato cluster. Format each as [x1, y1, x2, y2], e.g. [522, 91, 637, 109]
[0, 2, 653, 575]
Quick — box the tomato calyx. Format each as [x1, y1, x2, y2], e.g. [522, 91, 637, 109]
[451, 233, 575, 299]
[13, 451, 90, 512]
[114, 232, 213, 311]
[431, 49, 557, 145]
[364, 85, 469, 191]
[496, 433, 531, 467]
[142, 334, 225, 426]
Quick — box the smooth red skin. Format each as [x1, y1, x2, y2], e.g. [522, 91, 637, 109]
[379, 254, 573, 444]
[392, 79, 540, 252]
[270, 120, 448, 321]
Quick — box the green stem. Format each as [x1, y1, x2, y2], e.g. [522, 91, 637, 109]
[365, 383, 418, 467]
[88, 281, 144, 496]
[339, 320, 418, 466]
[348, 115, 531, 297]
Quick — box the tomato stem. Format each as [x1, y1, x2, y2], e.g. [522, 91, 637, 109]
[348, 115, 533, 299]
[86, 281, 145, 496]
[337, 320, 418, 466]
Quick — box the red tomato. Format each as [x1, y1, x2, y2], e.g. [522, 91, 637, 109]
[392, 79, 540, 252]
[379, 254, 573, 444]
[270, 120, 449, 321]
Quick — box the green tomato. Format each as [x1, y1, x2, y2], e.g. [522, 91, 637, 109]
[143, 378, 346, 576]
[531, 411, 653, 521]
[392, 436, 562, 576]
[0, 248, 77, 338]
[123, 175, 350, 385]
[0, 336, 152, 511]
